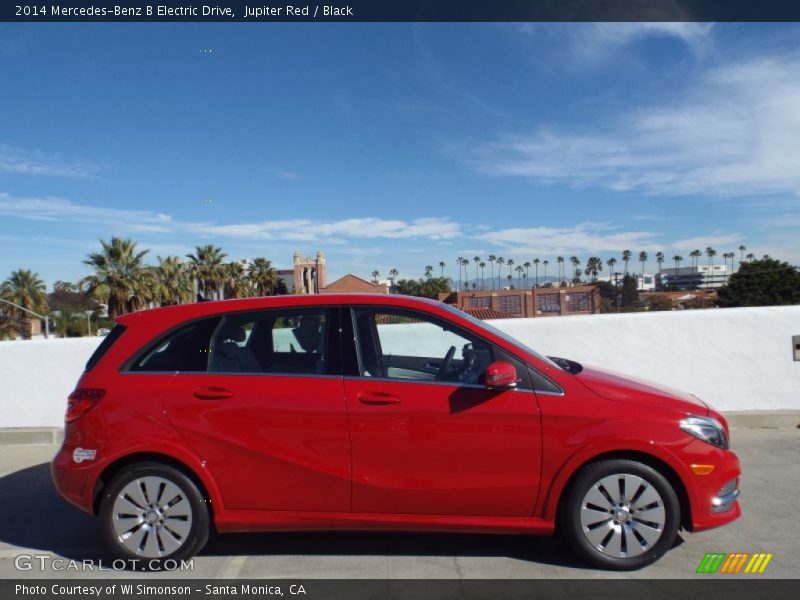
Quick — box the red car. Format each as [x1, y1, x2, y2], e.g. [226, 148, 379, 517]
[52, 294, 740, 570]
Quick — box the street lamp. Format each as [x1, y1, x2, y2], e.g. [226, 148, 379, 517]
[84, 310, 94, 337]
[0, 298, 50, 338]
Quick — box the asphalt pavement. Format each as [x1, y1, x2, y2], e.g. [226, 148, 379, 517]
[0, 427, 796, 579]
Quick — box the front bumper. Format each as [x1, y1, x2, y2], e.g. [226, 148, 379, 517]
[686, 446, 742, 532]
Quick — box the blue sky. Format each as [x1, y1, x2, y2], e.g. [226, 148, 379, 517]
[1, 22, 799, 286]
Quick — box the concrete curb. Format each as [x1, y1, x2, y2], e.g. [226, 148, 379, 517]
[1, 411, 797, 446]
[0, 428, 64, 446]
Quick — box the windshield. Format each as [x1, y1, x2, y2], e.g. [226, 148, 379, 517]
[439, 303, 563, 372]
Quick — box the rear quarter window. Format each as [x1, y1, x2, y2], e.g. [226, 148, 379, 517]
[129, 317, 221, 372]
[85, 324, 127, 372]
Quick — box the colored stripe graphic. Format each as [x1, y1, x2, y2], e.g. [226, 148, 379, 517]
[697, 553, 726, 573]
[698, 552, 774, 574]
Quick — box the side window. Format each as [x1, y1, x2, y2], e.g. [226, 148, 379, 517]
[208, 309, 328, 375]
[352, 308, 493, 385]
[130, 317, 220, 372]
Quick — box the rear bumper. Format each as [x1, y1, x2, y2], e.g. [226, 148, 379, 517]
[51, 443, 95, 514]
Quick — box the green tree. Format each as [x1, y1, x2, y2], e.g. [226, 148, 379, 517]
[223, 262, 253, 299]
[638, 251, 648, 291]
[248, 258, 281, 296]
[82, 237, 154, 317]
[0, 269, 48, 337]
[186, 244, 227, 301]
[622, 250, 632, 275]
[717, 257, 799, 307]
[153, 256, 194, 306]
[620, 274, 640, 308]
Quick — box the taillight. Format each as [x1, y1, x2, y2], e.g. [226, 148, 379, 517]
[66, 388, 105, 423]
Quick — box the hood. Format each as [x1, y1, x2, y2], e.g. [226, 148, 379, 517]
[574, 364, 709, 416]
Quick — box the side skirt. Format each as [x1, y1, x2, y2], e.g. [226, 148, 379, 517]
[214, 510, 555, 535]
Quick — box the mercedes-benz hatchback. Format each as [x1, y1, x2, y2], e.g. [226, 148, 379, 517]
[52, 294, 740, 570]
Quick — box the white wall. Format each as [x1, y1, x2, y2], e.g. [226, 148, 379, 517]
[0, 337, 102, 428]
[0, 306, 797, 428]
[490, 305, 800, 412]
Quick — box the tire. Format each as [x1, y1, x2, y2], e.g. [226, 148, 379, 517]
[99, 461, 210, 569]
[559, 459, 680, 570]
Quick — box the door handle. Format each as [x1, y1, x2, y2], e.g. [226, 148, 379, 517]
[357, 392, 401, 405]
[192, 386, 233, 400]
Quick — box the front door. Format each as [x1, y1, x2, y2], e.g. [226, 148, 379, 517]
[162, 307, 350, 512]
[344, 307, 541, 516]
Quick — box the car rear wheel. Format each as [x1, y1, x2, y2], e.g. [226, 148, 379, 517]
[560, 459, 680, 570]
[99, 462, 210, 568]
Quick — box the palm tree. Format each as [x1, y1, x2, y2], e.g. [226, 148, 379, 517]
[462, 258, 470, 289]
[606, 257, 617, 277]
[543, 260, 549, 283]
[585, 256, 603, 282]
[738, 244, 746, 266]
[473, 256, 481, 287]
[672, 255, 683, 271]
[487, 255, 496, 290]
[506, 259, 514, 285]
[82, 237, 153, 317]
[389, 268, 400, 289]
[248, 258, 280, 296]
[506, 274, 513, 288]
[0, 269, 48, 337]
[371, 270, 380, 284]
[456, 256, 464, 290]
[638, 251, 648, 291]
[438, 261, 446, 278]
[746, 252, 754, 262]
[557, 256, 564, 284]
[186, 244, 227, 301]
[705, 247, 717, 289]
[570, 256, 580, 285]
[496, 257, 504, 289]
[515, 264, 524, 288]
[223, 261, 252, 299]
[690, 249, 702, 270]
[478, 261, 486, 289]
[153, 256, 193, 306]
[532, 258, 540, 287]
[622, 250, 632, 275]
[655, 251, 665, 273]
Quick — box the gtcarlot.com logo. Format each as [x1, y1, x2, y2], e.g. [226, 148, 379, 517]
[696, 552, 773, 574]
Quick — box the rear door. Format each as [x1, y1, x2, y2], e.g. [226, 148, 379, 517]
[162, 306, 350, 512]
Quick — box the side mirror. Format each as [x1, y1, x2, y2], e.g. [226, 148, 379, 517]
[485, 361, 519, 390]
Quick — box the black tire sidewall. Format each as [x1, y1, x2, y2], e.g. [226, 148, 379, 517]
[99, 461, 210, 569]
[560, 459, 680, 570]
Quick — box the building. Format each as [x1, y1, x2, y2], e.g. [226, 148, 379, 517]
[598, 272, 657, 292]
[439, 286, 602, 318]
[292, 250, 327, 294]
[319, 274, 389, 294]
[658, 265, 730, 291]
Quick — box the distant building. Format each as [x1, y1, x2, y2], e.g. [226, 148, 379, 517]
[293, 250, 327, 294]
[439, 286, 601, 318]
[319, 274, 389, 294]
[598, 272, 657, 292]
[658, 265, 730, 291]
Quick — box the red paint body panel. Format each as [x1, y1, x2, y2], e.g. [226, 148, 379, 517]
[51, 294, 741, 539]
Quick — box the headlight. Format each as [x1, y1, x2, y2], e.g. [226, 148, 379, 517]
[679, 416, 729, 449]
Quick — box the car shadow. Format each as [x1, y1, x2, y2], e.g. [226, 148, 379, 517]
[0, 462, 682, 571]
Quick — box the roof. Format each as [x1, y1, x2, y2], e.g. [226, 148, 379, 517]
[461, 307, 514, 320]
[117, 293, 442, 326]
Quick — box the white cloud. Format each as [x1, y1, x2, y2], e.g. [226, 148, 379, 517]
[0, 193, 461, 242]
[0, 144, 101, 179]
[476, 222, 659, 256]
[466, 52, 800, 198]
[572, 23, 713, 60]
[0, 193, 171, 230]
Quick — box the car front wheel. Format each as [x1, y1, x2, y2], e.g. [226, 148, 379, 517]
[560, 459, 680, 570]
[99, 461, 210, 568]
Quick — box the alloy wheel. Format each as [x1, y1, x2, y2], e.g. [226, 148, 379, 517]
[111, 475, 194, 558]
[579, 473, 666, 558]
